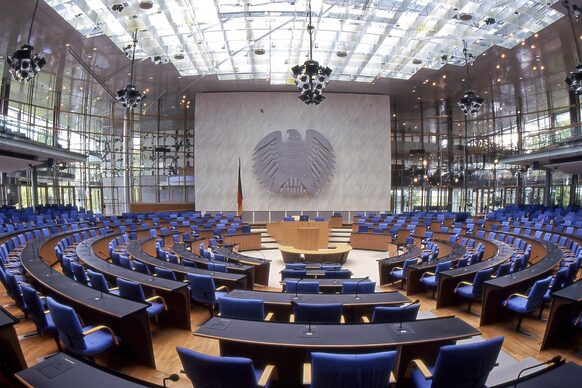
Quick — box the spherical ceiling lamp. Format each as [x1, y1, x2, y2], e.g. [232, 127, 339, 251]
[457, 40, 484, 115]
[290, 4, 332, 105]
[563, 0, 582, 94]
[115, 30, 145, 110]
[6, 0, 46, 83]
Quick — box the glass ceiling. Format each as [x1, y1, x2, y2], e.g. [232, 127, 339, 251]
[44, 0, 563, 84]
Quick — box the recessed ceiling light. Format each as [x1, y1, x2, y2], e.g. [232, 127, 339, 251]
[412, 58, 422, 64]
[459, 13, 473, 21]
[336, 50, 347, 58]
[174, 52, 185, 60]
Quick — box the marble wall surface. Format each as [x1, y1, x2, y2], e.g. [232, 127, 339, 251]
[195, 92, 391, 211]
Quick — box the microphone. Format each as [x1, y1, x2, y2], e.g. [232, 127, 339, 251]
[162, 373, 180, 387]
[290, 300, 313, 336]
[514, 355, 563, 387]
[255, 249, 267, 263]
[395, 299, 420, 334]
[354, 276, 370, 300]
[293, 277, 305, 300]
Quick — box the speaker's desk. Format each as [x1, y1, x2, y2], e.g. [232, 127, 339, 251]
[195, 316, 480, 387]
[279, 244, 351, 264]
[267, 221, 329, 249]
[541, 279, 582, 350]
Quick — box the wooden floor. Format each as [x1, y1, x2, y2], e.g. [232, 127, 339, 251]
[3, 280, 582, 387]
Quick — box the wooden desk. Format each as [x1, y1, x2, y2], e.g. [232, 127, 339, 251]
[330, 215, 343, 228]
[225, 289, 410, 322]
[15, 353, 159, 388]
[195, 316, 480, 387]
[436, 239, 512, 308]
[0, 307, 26, 386]
[21, 237, 156, 368]
[279, 244, 352, 264]
[480, 237, 562, 326]
[76, 236, 191, 330]
[541, 279, 582, 350]
[405, 240, 466, 295]
[267, 221, 329, 249]
[223, 232, 262, 251]
[350, 232, 393, 251]
[126, 238, 249, 290]
[296, 227, 321, 250]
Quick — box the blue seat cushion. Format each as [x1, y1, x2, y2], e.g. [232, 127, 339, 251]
[456, 285, 475, 299]
[44, 314, 57, 333]
[74, 326, 120, 357]
[505, 296, 529, 313]
[421, 276, 437, 287]
[391, 269, 404, 279]
[411, 364, 434, 388]
[146, 302, 165, 317]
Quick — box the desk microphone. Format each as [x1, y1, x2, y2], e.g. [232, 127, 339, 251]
[396, 299, 420, 334]
[162, 373, 180, 387]
[354, 276, 370, 300]
[293, 277, 305, 300]
[513, 355, 563, 387]
[255, 249, 267, 263]
[290, 300, 313, 336]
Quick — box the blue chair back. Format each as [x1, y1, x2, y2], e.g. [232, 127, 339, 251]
[21, 284, 51, 333]
[187, 274, 219, 304]
[429, 336, 504, 387]
[71, 262, 89, 286]
[310, 351, 397, 388]
[281, 269, 307, 279]
[286, 263, 306, 270]
[324, 269, 351, 279]
[176, 347, 260, 388]
[549, 267, 569, 294]
[117, 278, 146, 303]
[46, 297, 87, 351]
[286, 280, 320, 294]
[341, 281, 376, 294]
[218, 296, 265, 321]
[293, 302, 342, 324]
[86, 269, 110, 293]
[496, 263, 512, 278]
[133, 261, 151, 275]
[154, 267, 177, 280]
[472, 268, 494, 296]
[525, 276, 552, 311]
[208, 262, 228, 273]
[371, 303, 420, 323]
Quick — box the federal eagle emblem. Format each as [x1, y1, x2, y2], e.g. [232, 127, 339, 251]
[252, 129, 335, 196]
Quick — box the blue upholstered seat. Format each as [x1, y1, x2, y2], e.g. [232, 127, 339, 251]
[187, 273, 227, 316]
[309, 350, 397, 388]
[411, 336, 504, 388]
[390, 258, 418, 288]
[154, 266, 177, 280]
[86, 269, 119, 295]
[341, 281, 376, 294]
[176, 347, 273, 388]
[503, 276, 552, 331]
[420, 261, 451, 297]
[218, 296, 267, 321]
[455, 268, 494, 313]
[117, 278, 166, 318]
[293, 302, 342, 324]
[286, 279, 320, 294]
[47, 297, 120, 357]
[371, 303, 420, 323]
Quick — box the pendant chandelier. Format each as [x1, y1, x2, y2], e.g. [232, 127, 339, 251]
[291, 3, 332, 105]
[457, 41, 484, 115]
[7, 0, 46, 83]
[564, 0, 582, 94]
[115, 30, 145, 110]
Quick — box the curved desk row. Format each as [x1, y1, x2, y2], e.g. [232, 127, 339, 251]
[168, 242, 257, 286]
[212, 246, 271, 286]
[76, 235, 191, 330]
[405, 240, 466, 295]
[125, 237, 249, 290]
[480, 235, 562, 326]
[224, 289, 410, 322]
[195, 315, 480, 387]
[20, 236, 156, 368]
[437, 238, 514, 308]
[281, 277, 368, 294]
[377, 245, 423, 286]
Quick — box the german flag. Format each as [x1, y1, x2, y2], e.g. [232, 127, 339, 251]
[237, 158, 243, 216]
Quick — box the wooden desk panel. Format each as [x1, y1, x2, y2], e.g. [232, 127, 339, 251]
[330, 215, 343, 228]
[350, 232, 391, 251]
[223, 233, 262, 251]
[267, 221, 329, 249]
